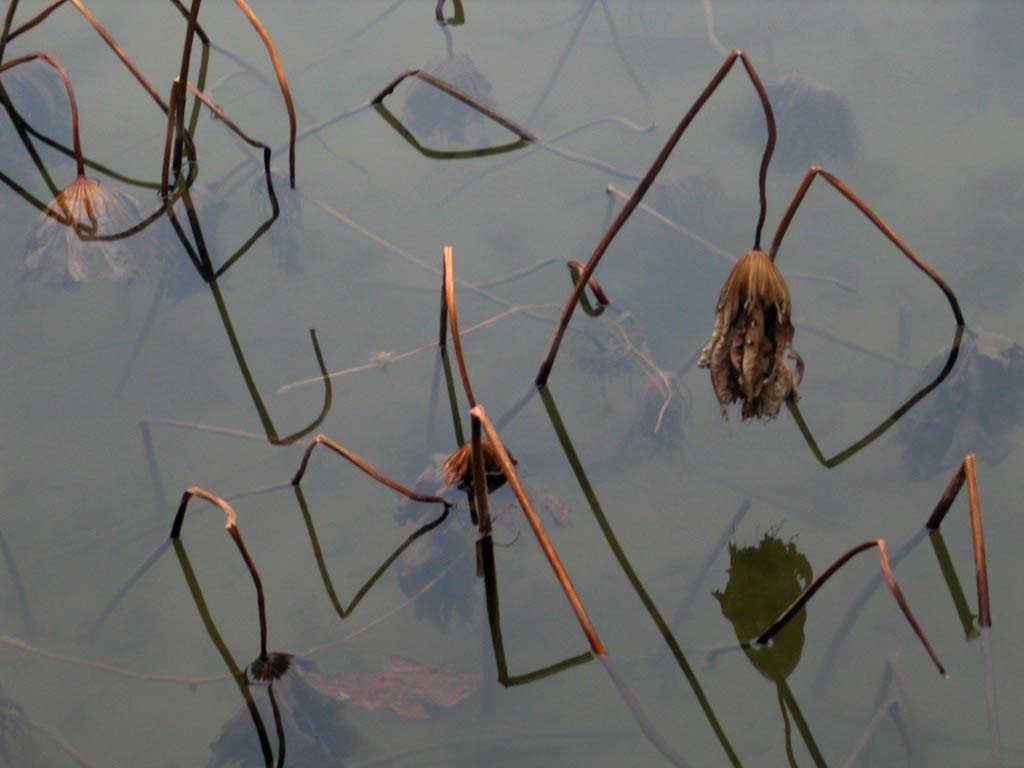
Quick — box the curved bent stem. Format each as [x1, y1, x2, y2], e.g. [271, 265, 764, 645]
[753, 539, 946, 676]
[789, 325, 964, 468]
[229, 0, 297, 188]
[440, 246, 478, 408]
[374, 102, 528, 160]
[173, 541, 275, 767]
[535, 49, 775, 386]
[291, 435, 453, 512]
[769, 167, 965, 327]
[170, 488, 273, 666]
[0, 52, 84, 175]
[294, 485, 450, 620]
[925, 454, 990, 627]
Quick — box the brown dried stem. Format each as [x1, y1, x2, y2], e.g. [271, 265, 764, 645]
[185, 80, 270, 163]
[926, 454, 990, 627]
[535, 49, 776, 386]
[169, 487, 275, 669]
[229, 0, 296, 188]
[439, 245, 478, 407]
[0, 52, 84, 175]
[769, 166, 964, 327]
[471, 404, 605, 655]
[470, 413, 492, 534]
[0, 0, 20, 62]
[754, 539, 946, 676]
[7, 0, 169, 112]
[291, 434, 453, 511]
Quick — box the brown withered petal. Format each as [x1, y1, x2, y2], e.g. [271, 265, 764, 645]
[699, 249, 800, 420]
[23, 175, 147, 288]
[443, 439, 515, 492]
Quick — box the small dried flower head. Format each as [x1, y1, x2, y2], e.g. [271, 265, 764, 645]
[23, 175, 147, 288]
[404, 54, 494, 143]
[698, 249, 801, 420]
[443, 439, 515, 492]
[249, 651, 294, 682]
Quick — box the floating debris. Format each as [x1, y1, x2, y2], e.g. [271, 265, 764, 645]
[302, 655, 480, 720]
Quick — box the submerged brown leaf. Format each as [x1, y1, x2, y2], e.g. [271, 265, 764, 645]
[23, 175, 147, 288]
[698, 249, 801, 420]
[443, 439, 515, 491]
[302, 656, 480, 720]
[900, 329, 1024, 478]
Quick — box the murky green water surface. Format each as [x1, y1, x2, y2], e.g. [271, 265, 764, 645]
[2, 1, 1023, 765]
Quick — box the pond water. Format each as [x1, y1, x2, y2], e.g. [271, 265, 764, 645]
[1, 1, 1023, 766]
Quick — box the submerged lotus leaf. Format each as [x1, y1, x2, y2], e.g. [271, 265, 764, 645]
[699, 249, 801, 420]
[397, 515, 475, 630]
[747, 75, 857, 174]
[301, 655, 480, 720]
[23, 176, 148, 288]
[404, 54, 494, 143]
[714, 534, 813, 682]
[899, 329, 1024, 479]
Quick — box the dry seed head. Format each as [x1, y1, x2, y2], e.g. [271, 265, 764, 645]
[443, 440, 515, 491]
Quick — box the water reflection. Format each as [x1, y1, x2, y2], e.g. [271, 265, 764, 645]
[714, 533, 828, 767]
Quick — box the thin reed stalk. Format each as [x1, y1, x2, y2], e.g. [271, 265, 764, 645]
[925, 454, 990, 627]
[7, 0, 169, 112]
[0, 52, 84, 174]
[291, 434, 453, 511]
[170, 487, 292, 681]
[535, 49, 776, 385]
[471, 404, 605, 655]
[439, 245, 477, 407]
[229, 0, 296, 187]
[753, 539, 946, 676]
[470, 414, 492, 533]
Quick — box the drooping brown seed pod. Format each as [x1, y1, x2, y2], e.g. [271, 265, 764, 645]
[698, 248, 802, 420]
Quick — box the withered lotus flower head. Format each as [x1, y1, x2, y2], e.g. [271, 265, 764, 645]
[23, 175, 147, 288]
[443, 439, 515, 492]
[249, 651, 294, 682]
[698, 249, 802, 420]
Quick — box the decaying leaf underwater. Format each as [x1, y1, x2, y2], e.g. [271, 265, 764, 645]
[23, 175, 147, 287]
[698, 249, 803, 420]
